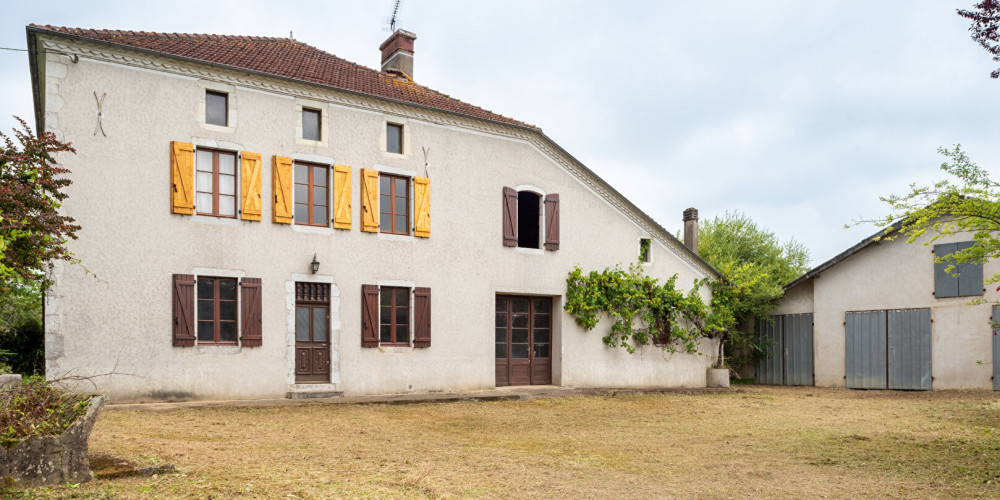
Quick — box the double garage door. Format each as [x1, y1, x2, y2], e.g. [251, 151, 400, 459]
[845, 308, 931, 390]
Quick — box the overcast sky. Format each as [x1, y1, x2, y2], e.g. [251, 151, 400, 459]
[2, 1, 998, 267]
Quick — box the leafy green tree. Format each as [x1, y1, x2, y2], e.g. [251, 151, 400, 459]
[696, 211, 811, 370]
[876, 146, 999, 287]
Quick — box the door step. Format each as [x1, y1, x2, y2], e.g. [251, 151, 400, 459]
[287, 384, 343, 400]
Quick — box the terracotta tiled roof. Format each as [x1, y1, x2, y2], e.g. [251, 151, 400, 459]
[30, 25, 533, 129]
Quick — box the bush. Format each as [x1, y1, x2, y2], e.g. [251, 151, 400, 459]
[0, 280, 44, 375]
[0, 379, 91, 444]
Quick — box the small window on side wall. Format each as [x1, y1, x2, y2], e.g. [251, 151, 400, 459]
[934, 241, 983, 298]
[302, 108, 321, 141]
[206, 90, 228, 127]
[387, 123, 403, 154]
[639, 238, 651, 263]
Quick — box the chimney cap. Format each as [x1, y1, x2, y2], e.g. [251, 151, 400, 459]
[683, 207, 699, 221]
[379, 29, 417, 51]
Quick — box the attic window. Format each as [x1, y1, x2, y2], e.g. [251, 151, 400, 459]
[517, 191, 540, 249]
[302, 108, 321, 141]
[386, 123, 403, 154]
[205, 91, 228, 127]
[639, 238, 651, 263]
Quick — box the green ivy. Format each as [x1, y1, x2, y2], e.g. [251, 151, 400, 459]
[564, 263, 736, 356]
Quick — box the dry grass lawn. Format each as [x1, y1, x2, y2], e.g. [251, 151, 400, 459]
[9, 386, 1000, 499]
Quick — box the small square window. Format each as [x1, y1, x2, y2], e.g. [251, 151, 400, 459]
[639, 238, 651, 263]
[206, 91, 228, 127]
[302, 108, 321, 141]
[386, 123, 403, 154]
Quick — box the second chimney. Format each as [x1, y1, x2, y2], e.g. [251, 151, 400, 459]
[683, 208, 699, 255]
[380, 29, 417, 79]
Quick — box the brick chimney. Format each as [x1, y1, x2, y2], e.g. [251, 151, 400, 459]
[380, 29, 417, 79]
[683, 208, 699, 255]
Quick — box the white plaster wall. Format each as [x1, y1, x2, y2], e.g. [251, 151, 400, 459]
[41, 37, 717, 402]
[778, 234, 997, 389]
[773, 281, 813, 315]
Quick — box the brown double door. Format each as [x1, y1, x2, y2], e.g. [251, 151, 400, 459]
[495, 295, 552, 386]
[295, 283, 330, 383]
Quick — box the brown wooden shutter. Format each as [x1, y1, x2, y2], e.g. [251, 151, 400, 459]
[413, 177, 431, 238]
[503, 186, 518, 247]
[240, 277, 262, 347]
[413, 287, 431, 348]
[272, 155, 294, 224]
[360, 169, 380, 232]
[544, 193, 560, 251]
[332, 164, 352, 229]
[240, 152, 263, 221]
[172, 274, 196, 347]
[170, 141, 195, 214]
[361, 284, 380, 347]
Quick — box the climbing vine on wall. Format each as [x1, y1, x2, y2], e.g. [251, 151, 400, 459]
[564, 263, 736, 356]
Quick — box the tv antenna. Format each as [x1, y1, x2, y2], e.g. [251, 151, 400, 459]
[382, 0, 404, 32]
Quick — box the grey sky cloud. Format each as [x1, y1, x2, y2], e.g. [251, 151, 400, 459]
[1, 0, 998, 268]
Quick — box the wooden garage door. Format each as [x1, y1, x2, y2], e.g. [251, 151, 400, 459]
[495, 295, 552, 386]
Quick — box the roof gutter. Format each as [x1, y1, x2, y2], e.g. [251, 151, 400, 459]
[26, 27, 44, 134]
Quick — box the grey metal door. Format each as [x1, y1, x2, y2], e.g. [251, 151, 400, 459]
[993, 306, 1000, 391]
[845, 310, 888, 389]
[756, 316, 783, 385]
[784, 314, 814, 386]
[756, 314, 813, 386]
[846, 309, 932, 390]
[888, 308, 932, 390]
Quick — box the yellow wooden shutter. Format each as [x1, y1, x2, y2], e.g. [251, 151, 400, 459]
[272, 155, 294, 224]
[240, 152, 262, 221]
[413, 176, 430, 238]
[360, 168, 379, 232]
[170, 141, 194, 214]
[333, 164, 352, 230]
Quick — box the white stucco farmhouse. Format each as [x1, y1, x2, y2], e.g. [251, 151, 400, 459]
[28, 25, 719, 403]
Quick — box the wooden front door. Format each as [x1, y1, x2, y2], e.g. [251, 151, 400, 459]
[295, 283, 330, 383]
[495, 295, 552, 386]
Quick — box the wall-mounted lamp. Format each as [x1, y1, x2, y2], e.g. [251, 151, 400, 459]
[311, 254, 320, 274]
